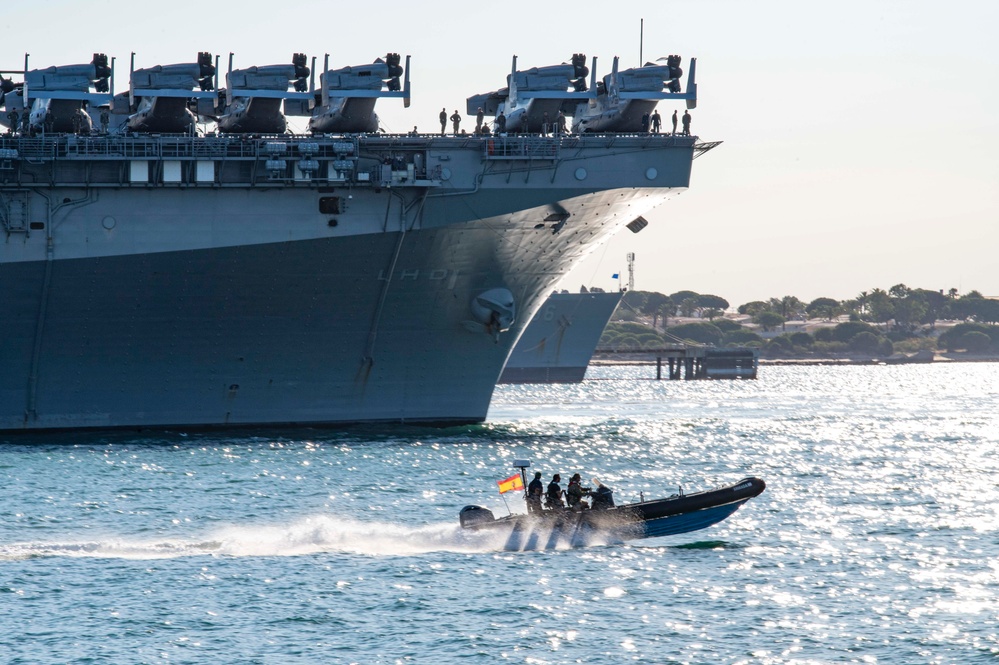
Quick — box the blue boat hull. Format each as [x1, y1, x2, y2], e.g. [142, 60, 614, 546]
[460, 477, 765, 551]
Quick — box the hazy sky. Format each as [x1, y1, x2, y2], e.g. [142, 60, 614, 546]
[4, 0, 996, 307]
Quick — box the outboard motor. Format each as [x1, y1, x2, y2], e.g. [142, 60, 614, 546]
[459, 505, 495, 528]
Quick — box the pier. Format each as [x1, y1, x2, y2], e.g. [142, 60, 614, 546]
[594, 346, 759, 380]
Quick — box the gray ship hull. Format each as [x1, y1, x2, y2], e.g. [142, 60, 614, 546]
[0, 134, 712, 431]
[499, 291, 622, 383]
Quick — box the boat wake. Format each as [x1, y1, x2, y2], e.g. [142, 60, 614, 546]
[0, 515, 513, 560]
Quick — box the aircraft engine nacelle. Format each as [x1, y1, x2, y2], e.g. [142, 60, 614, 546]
[292, 52, 310, 92]
[383, 53, 404, 78]
[92, 53, 111, 92]
[570, 53, 589, 92]
[197, 51, 216, 91]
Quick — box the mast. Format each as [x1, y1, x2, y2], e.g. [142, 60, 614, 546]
[513, 460, 531, 497]
[640, 18, 644, 66]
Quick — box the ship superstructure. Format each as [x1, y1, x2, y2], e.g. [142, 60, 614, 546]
[0, 51, 717, 432]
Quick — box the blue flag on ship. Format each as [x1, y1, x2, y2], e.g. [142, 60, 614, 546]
[612, 273, 619, 279]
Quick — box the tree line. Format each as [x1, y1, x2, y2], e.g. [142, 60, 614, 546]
[599, 286, 999, 357]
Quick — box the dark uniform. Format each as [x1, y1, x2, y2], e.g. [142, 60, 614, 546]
[439, 108, 447, 136]
[566, 473, 591, 509]
[526, 472, 544, 514]
[590, 483, 615, 510]
[545, 474, 564, 510]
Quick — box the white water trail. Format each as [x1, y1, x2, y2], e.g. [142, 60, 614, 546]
[0, 515, 510, 560]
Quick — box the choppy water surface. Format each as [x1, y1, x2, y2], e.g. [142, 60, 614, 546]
[2, 364, 998, 664]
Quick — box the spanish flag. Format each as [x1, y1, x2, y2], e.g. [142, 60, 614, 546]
[496, 473, 524, 494]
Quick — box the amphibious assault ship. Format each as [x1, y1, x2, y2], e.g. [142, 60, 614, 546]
[0, 51, 717, 432]
[499, 289, 622, 384]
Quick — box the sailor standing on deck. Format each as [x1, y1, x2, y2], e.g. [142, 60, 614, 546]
[440, 108, 448, 136]
[545, 474, 565, 510]
[671, 110, 678, 135]
[450, 110, 462, 136]
[651, 110, 662, 134]
[682, 110, 691, 136]
[475, 107, 484, 133]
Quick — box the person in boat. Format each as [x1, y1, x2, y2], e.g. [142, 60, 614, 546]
[545, 474, 565, 510]
[565, 473, 592, 510]
[526, 471, 544, 514]
[590, 481, 615, 510]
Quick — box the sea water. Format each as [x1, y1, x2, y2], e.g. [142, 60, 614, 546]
[1, 363, 998, 664]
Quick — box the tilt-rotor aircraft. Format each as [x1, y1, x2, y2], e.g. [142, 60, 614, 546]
[466, 54, 697, 134]
[111, 52, 217, 133]
[215, 53, 311, 134]
[466, 53, 594, 133]
[572, 55, 696, 133]
[307, 53, 410, 134]
[0, 53, 111, 134]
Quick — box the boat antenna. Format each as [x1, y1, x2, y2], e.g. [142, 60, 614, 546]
[513, 459, 531, 496]
[513, 459, 531, 515]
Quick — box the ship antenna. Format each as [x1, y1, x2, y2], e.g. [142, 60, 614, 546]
[639, 18, 644, 66]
